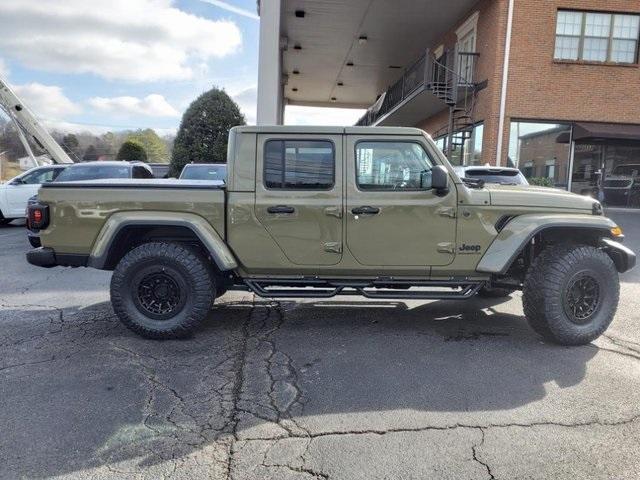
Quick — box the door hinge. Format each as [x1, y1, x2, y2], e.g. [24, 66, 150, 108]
[437, 242, 455, 254]
[323, 242, 342, 254]
[324, 206, 343, 218]
[436, 206, 457, 218]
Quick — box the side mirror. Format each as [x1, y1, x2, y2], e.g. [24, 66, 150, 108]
[430, 165, 449, 195]
[10, 178, 24, 186]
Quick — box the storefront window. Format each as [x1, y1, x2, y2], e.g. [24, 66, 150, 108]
[434, 123, 483, 166]
[508, 121, 571, 188]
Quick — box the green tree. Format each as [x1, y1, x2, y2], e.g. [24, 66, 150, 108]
[83, 145, 99, 162]
[61, 133, 80, 160]
[127, 128, 168, 163]
[116, 140, 148, 162]
[171, 87, 245, 176]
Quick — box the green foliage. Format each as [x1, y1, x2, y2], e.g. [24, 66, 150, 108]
[126, 129, 168, 163]
[61, 134, 80, 160]
[528, 177, 555, 187]
[116, 140, 148, 162]
[171, 87, 245, 176]
[83, 145, 99, 162]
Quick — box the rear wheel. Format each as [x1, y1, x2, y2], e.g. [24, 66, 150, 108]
[523, 244, 619, 345]
[110, 242, 215, 339]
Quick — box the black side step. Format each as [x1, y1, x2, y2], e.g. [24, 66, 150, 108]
[243, 279, 483, 300]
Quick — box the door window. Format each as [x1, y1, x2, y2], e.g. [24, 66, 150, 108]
[355, 141, 433, 191]
[264, 140, 334, 189]
[20, 168, 59, 184]
[132, 166, 154, 178]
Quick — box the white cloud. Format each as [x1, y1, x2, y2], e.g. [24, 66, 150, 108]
[88, 94, 179, 117]
[285, 106, 366, 126]
[0, 58, 9, 77]
[198, 0, 259, 20]
[231, 86, 257, 124]
[12, 83, 81, 118]
[0, 0, 242, 82]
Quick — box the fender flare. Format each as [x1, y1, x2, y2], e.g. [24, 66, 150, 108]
[476, 213, 617, 274]
[88, 211, 238, 271]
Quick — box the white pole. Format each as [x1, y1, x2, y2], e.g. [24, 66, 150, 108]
[495, 0, 514, 166]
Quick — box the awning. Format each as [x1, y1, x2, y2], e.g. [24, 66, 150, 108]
[556, 122, 640, 143]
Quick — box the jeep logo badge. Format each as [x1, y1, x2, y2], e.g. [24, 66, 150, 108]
[458, 243, 481, 254]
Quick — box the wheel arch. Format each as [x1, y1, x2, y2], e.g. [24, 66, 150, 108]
[88, 211, 238, 271]
[477, 214, 618, 275]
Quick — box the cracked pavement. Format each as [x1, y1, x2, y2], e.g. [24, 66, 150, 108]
[1, 210, 639, 479]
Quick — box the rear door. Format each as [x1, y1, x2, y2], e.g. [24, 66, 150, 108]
[254, 134, 343, 266]
[345, 135, 457, 266]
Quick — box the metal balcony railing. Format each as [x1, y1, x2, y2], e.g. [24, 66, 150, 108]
[355, 50, 479, 127]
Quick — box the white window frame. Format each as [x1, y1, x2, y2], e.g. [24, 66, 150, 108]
[455, 11, 479, 83]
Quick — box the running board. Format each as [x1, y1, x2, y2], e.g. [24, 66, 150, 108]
[243, 279, 483, 300]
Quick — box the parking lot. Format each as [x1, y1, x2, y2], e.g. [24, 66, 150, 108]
[1, 211, 639, 479]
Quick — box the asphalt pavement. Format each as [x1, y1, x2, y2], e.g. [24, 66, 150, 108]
[0, 211, 639, 479]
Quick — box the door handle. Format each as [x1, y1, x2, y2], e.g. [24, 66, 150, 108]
[351, 206, 380, 215]
[267, 205, 295, 214]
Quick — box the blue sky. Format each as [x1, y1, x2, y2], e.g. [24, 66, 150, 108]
[0, 0, 362, 134]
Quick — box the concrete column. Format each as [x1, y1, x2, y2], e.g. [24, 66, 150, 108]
[257, 0, 283, 125]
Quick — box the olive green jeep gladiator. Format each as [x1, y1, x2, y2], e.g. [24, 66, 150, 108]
[27, 126, 636, 345]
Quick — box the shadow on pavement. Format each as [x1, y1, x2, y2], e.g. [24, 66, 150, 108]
[0, 295, 598, 478]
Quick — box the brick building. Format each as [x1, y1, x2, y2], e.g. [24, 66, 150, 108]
[257, 0, 640, 205]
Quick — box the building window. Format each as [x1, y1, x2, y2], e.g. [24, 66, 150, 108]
[264, 140, 334, 189]
[434, 123, 483, 166]
[555, 10, 640, 63]
[508, 121, 572, 188]
[355, 141, 433, 191]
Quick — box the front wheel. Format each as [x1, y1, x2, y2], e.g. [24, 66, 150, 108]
[110, 242, 215, 339]
[523, 244, 619, 345]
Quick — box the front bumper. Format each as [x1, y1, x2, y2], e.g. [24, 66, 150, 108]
[601, 238, 636, 273]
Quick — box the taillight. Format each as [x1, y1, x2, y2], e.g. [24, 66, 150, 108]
[28, 204, 49, 230]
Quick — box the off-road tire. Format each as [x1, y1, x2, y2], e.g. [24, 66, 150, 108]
[478, 285, 515, 298]
[0, 210, 10, 225]
[111, 242, 215, 339]
[523, 244, 619, 345]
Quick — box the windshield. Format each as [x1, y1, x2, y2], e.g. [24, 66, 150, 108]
[55, 164, 131, 182]
[464, 169, 529, 185]
[612, 165, 640, 176]
[180, 164, 227, 181]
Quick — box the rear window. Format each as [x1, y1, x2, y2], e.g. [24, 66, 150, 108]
[55, 164, 131, 182]
[180, 164, 227, 181]
[464, 169, 528, 185]
[264, 140, 334, 189]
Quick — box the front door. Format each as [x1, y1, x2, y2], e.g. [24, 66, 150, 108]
[7, 167, 58, 217]
[345, 136, 457, 267]
[254, 134, 343, 266]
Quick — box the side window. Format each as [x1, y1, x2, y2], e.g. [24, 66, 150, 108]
[356, 141, 434, 191]
[21, 168, 57, 185]
[133, 166, 153, 179]
[264, 140, 334, 189]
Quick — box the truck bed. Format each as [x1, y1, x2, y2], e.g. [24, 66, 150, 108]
[38, 179, 226, 255]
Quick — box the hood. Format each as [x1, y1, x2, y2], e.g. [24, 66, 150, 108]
[485, 184, 597, 211]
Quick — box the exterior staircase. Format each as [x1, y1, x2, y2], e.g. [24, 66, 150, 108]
[356, 49, 479, 162]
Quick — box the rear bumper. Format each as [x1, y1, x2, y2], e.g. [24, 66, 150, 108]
[601, 238, 636, 273]
[26, 247, 56, 268]
[26, 248, 88, 268]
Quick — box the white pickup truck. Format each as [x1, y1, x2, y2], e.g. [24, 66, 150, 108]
[0, 165, 66, 224]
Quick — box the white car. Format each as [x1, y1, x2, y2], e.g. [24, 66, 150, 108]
[0, 165, 67, 224]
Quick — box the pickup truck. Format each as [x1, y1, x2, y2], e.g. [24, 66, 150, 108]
[26, 126, 636, 345]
